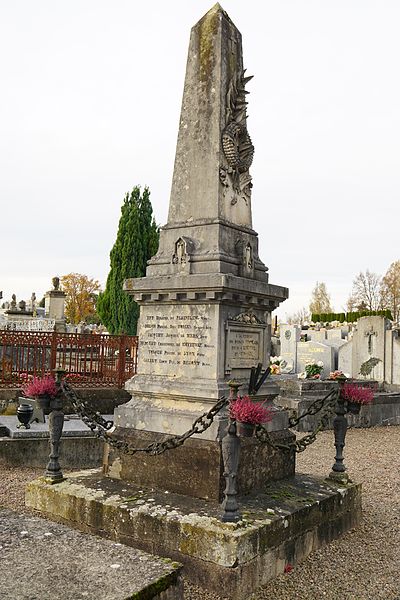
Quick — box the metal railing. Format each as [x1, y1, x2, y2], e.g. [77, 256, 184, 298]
[0, 331, 138, 388]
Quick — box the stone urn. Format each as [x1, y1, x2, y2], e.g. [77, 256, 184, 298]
[16, 404, 34, 429]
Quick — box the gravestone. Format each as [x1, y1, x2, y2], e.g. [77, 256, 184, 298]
[106, 3, 289, 500]
[279, 324, 300, 373]
[308, 329, 327, 342]
[296, 341, 334, 378]
[327, 328, 345, 341]
[338, 339, 353, 375]
[351, 316, 390, 381]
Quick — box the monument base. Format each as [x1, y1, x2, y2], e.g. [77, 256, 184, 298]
[26, 470, 362, 600]
[104, 428, 295, 501]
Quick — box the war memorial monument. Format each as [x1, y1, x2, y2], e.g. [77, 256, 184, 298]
[26, 6, 361, 598]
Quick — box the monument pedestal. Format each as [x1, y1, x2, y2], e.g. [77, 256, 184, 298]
[105, 428, 295, 502]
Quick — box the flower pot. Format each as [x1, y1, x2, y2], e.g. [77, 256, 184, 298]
[35, 395, 51, 412]
[236, 421, 255, 437]
[346, 401, 361, 415]
[16, 404, 34, 429]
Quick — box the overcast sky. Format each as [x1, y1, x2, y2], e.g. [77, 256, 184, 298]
[1, 1, 399, 319]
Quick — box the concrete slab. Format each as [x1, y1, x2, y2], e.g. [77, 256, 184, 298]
[0, 507, 183, 600]
[26, 469, 362, 599]
[0, 415, 113, 439]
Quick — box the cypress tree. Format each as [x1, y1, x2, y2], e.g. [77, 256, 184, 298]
[97, 186, 159, 335]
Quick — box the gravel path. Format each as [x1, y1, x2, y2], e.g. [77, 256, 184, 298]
[1, 426, 399, 599]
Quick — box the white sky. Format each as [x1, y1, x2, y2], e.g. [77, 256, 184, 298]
[1, 1, 399, 319]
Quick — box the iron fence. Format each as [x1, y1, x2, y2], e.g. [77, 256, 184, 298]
[0, 331, 138, 388]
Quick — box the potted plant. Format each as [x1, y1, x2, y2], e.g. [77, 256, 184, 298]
[229, 395, 272, 437]
[340, 382, 374, 414]
[297, 360, 324, 380]
[22, 375, 59, 412]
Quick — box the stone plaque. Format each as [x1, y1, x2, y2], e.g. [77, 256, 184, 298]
[225, 321, 266, 372]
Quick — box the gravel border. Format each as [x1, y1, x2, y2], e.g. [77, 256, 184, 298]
[1, 426, 399, 599]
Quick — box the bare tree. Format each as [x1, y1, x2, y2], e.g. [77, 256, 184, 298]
[346, 294, 358, 312]
[309, 282, 333, 314]
[285, 307, 310, 325]
[380, 260, 400, 322]
[350, 270, 381, 311]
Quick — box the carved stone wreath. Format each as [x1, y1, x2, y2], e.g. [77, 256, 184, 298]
[220, 69, 255, 205]
[222, 122, 254, 173]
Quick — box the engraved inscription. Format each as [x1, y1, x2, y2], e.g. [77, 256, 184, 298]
[138, 307, 217, 376]
[225, 321, 266, 372]
[227, 331, 260, 368]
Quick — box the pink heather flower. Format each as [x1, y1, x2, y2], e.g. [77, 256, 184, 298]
[341, 383, 374, 405]
[229, 395, 273, 425]
[22, 376, 58, 399]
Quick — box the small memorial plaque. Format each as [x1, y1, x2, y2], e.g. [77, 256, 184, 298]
[225, 320, 266, 372]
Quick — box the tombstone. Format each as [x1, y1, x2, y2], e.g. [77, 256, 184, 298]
[324, 337, 347, 369]
[351, 316, 391, 382]
[279, 324, 300, 373]
[296, 341, 334, 378]
[308, 329, 327, 342]
[106, 4, 289, 501]
[326, 328, 344, 341]
[338, 339, 353, 375]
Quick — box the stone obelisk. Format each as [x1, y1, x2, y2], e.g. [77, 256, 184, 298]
[106, 4, 289, 498]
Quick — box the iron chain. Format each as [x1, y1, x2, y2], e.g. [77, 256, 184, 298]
[255, 387, 339, 453]
[61, 380, 227, 456]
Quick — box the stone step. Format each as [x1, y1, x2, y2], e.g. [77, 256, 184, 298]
[26, 468, 362, 599]
[0, 508, 183, 600]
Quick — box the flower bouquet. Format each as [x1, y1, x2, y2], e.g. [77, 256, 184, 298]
[328, 370, 349, 381]
[269, 356, 283, 375]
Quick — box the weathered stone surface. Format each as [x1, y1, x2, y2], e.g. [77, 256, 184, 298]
[0, 435, 104, 468]
[26, 469, 362, 600]
[0, 507, 183, 599]
[105, 428, 295, 501]
[118, 4, 288, 443]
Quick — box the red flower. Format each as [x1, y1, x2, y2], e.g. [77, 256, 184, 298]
[229, 395, 273, 425]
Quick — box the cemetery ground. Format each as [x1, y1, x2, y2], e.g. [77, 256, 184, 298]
[0, 427, 398, 600]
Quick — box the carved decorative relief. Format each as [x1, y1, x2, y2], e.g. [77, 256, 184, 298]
[229, 312, 265, 325]
[171, 237, 193, 274]
[235, 239, 254, 278]
[220, 70, 254, 206]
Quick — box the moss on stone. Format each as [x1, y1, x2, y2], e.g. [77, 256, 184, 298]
[198, 5, 219, 81]
[124, 569, 180, 599]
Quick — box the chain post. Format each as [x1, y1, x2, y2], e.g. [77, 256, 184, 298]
[44, 368, 67, 484]
[220, 380, 242, 523]
[329, 384, 350, 483]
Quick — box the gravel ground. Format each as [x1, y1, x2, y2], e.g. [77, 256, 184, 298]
[1, 426, 399, 600]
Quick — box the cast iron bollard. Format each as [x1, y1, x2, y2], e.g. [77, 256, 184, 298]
[329, 388, 349, 483]
[44, 368, 66, 483]
[221, 381, 241, 523]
